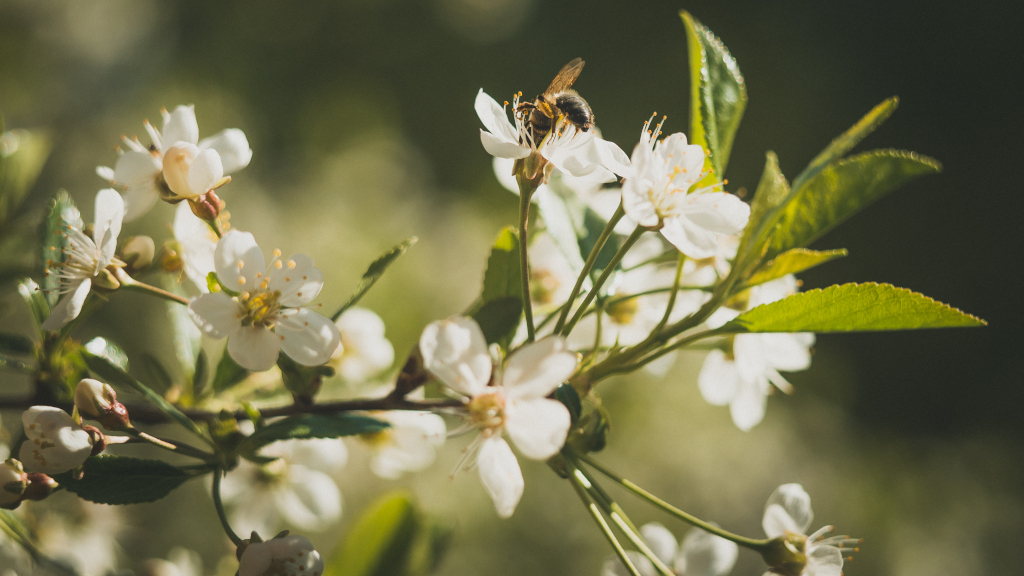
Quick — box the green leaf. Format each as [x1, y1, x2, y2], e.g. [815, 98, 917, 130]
[471, 296, 523, 345]
[141, 353, 174, 392]
[724, 282, 986, 333]
[480, 226, 522, 302]
[238, 414, 388, 456]
[17, 278, 49, 331]
[164, 277, 201, 377]
[767, 150, 941, 260]
[681, 11, 747, 178]
[41, 191, 82, 307]
[555, 383, 582, 423]
[212, 350, 248, 392]
[577, 207, 621, 277]
[0, 128, 52, 225]
[792, 97, 900, 192]
[0, 332, 34, 356]
[193, 350, 209, 397]
[332, 237, 417, 321]
[745, 248, 847, 287]
[737, 152, 790, 264]
[82, 351, 211, 443]
[83, 337, 129, 372]
[52, 455, 191, 505]
[325, 491, 424, 576]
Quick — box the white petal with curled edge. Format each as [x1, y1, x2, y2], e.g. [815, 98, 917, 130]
[162, 143, 200, 197]
[228, 325, 281, 372]
[763, 483, 813, 536]
[276, 465, 342, 529]
[480, 129, 531, 159]
[660, 215, 719, 259]
[419, 316, 491, 397]
[503, 397, 570, 460]
[697, 350, 739, 406]
[199, 128, 252, 174]
[277, 308, 341, 367]
[271, 253, 323, 307]
[602, 551, 657, 576]
[186, 148, 223, 198]
[639, 522, 679, 566]
[41, 279, 92, 331]
[476, 436, 524, 519]
[122, 182, 162, 222]
[763, 333, 814, 372]
[474, 89, 520, 144]
[729, 374, 768, 431]
[502, 336, 578, 401]
[704, 306, 740, 330]
[214, 230, 266, 293]
[622, 178, 661, 228]
[681, 193, 751, 235]
[593, 136, 633, 178]
[188, 292, 242, 339]
[93, 189, 124, 267]
[806, 543, 844, 576]
[675, 527, 739, 576]
[161, 105, 199, 146]
[113, 150, 161, 186]
[174, 202, 217, 291]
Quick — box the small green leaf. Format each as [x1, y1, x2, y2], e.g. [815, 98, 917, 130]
[745, 248, 847, 287]
[0, 332, 34, 356]
[238, 414, 388, 456]
[83, 337, 129, 372]
[52, 455, 191, 505]
[82, 352, 210, 443]
[332, 238, 417, 321]
[212, 350, 248, 392]
[164, 277, 201, 377]
[141, 353, 174, 392]
[193, 350, 209, 397]
[767, 150, 941, 260]
[737, 152, 790, 264]
[792, 97, 900, 192]
[41, 191, 82, 307]
[17, 278, 50, 331]
[681, 11, 747, 178]
[724, 282, 986, 333]
[480, 227, 522, 302]
[471, 296, 522, 345]
[325, 491, 421, 576]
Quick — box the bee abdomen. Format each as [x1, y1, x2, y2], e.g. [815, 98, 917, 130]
[554, 91, 594, 132]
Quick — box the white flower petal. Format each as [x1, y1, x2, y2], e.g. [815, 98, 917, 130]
[697, 350, 739, 406]
[113, 150, 161, 186]
[93, 189, 124, 267]
[476, 436, 524, 518]
[186, 149, 224, 197]
[162, 143, 200, 197]
[762, 333, 814, 372]
[675, 527, 739, 576]
[639, 522, 678, 566]
[419, 316, 492, 397]
[806, 544, 844, 576]
[121, 182, 162, 222]
[492, 156, 520, 194]
[228, 325, 282, 371]
[681, 193, 751, 235]
[621, 179, 661, 228]
[602, 552, 657, 576]
[41, 279, 91, 331]
[474, 89, 520, 144]
[276, 466, 342, 529]
[188, 292, 242, 339]
[174, 203, 218, 291]
[729, 375, 769, 431]
[504, 397, 570, 460]
[214, 230, 266, 293]
[661, 215, 719, 259]
[592, 136, 633, 178]
[161, 105, 199, 147]
[704, 307, 740, 330]
[270, 254, 323, 307]
[763, 483, 813, 536]
[480, 129, 531, 159]
[276, 308, 341, 367]
[198, 128, 252, 174]
[501, 336, 578, 400]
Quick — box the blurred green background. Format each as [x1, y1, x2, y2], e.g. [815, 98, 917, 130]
[0, 0, 1021, 575]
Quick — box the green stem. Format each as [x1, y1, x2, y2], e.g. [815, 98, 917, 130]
[126, 427, 216, 462]
[116, 269, 190, 305]
[553, 202, 626, 334]
[517, 178, 537, 342]
[574, 451, 770, 550]
[653, 253, 686, 335]
[212, 470, 244, 546]
[567, 463, 644, 576]
[562, 226, 645, 337]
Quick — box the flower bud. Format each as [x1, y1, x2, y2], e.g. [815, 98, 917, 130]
[760, 533, 809, 576]
[0, 458, 28, 509]
[159, 240, 185, 273]
[121, 235, 156, 270]
[23, 472, 58, 501]
[238, 533, 323, 576]
[189, 189, 226, 221]
[20, 406, 94, 474]
[163, 143, 223, 199]
[75, 378, 131, 430]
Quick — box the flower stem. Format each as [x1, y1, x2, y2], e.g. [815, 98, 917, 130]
[517, 176, 538, 342]
[553, 202, 625, 335]
[561, 226, 645, 337]
[115, 269, 190, 305]
[212, 470, 243, 546]
[653, 253, 686, 334]
[573, 450, 770, 550]
[567, 462, 644, 576]
[126, 427, 216, 462]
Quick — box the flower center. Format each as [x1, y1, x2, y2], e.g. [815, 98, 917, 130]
[240, 289, 283, 328]
[467, 389, 506, 431]
[360, 428, 394, 449]
[530, 269, 560, 305]
[607, 297, 639, 326]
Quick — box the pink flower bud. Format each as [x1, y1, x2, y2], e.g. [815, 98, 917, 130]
[75, 378, 131, 430]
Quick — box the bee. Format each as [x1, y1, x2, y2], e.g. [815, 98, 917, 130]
[517, 58, 594, 140]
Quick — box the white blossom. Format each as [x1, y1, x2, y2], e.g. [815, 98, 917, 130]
[621, 118, 749, 259]
[475, 90, 629, 182]
[419, 316, 577, 518]
[98, 105, 252, 221]
[238, 534, 323, 576]
[188, 231, 340, 372]
[602, 522, 738, 576]
[330, 307, 395, 382]
[36, 498, 124, 576]
[222, 437, 347, 535]
[698, 276, 814, 431]
[362, 411, 447, 479]
[141, 547, 203, 576]
[173, 202, 218, 292]
[19, 406, 94, 475]
[42, 189, 124, 331]
[761, 484, 859, 576]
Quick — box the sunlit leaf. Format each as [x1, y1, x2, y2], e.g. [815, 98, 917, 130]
[745, 248, 847, 287]
[736, 152, 790, 267]
[470, 227, 523, 345]
[724, 282, 986, 333]
[332, 237, 417, 321]
[0, 128, 52, 225]
[212, 350, 248, 393]
[83, 337, 129, 372]
[52, 456, 192, 505]
[238, 414, 388, 456]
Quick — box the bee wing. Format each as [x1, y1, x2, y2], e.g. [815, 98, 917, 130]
[545, 58, 585, 94]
